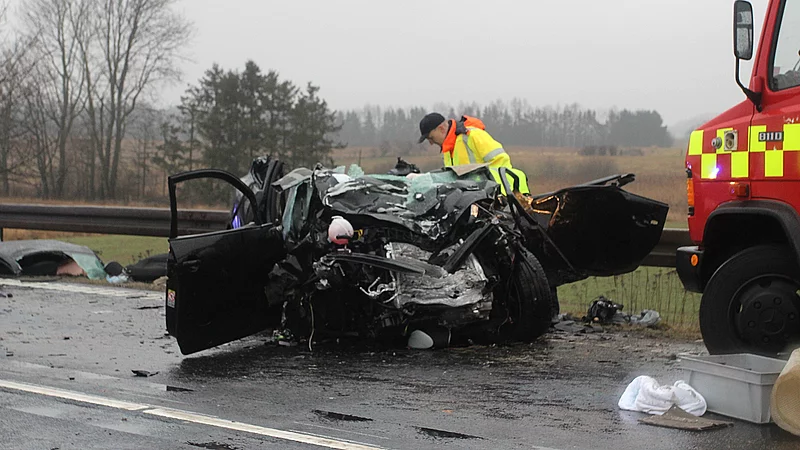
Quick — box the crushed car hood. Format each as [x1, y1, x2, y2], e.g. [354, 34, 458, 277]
[274, 164, 498, 244]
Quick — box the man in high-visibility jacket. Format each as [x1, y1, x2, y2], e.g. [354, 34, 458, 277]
[416, 112, 530, 195]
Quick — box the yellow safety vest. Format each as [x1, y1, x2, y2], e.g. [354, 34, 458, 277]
[443, 127, 530, 195]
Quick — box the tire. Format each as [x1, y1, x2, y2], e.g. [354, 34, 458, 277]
[700, 245, 800, 356]
[500, 247, 554, 342]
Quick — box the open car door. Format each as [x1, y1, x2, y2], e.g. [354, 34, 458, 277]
[531, 175, 668, 276]
[165, 169, 287, 355]
[517, 174, 668, 278]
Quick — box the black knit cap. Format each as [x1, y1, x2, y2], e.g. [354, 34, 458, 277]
[417, 112, 446, 143]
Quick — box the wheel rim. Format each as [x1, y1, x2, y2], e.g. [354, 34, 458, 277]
[733, 275, 800, 352]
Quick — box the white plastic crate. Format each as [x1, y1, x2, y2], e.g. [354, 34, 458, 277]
[679, 353, 787, 424]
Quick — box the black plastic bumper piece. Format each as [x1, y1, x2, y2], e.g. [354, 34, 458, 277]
[676, 246, 704, 293]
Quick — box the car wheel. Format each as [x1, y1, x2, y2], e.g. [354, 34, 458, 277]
[500, 247, 553, 342]
[700, 245, 800, 356]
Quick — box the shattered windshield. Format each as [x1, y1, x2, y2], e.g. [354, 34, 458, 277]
[275, 164, 498, 242]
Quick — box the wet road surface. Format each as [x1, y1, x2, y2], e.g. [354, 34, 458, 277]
[0, 280, 798, 449]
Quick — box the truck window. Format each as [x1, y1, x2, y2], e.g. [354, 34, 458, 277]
[772, 1, 800, 91]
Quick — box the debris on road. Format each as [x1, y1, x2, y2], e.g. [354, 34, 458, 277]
[584, 296, 661, 327]
[313, 410, 372, 422]
[166, 385, 194, 393]
[587, 296, 623, 323]
[186, 442, 240, 450]
[618, 375, 707, 416]
[415, 427, 482, 440]
[639, 405, 732, 431]
[553, 319, 600, 334]
[629, 310, 662, 327]
[407, 328, 451, 349]
[125, 253, 168, 283]
[131, 369, 159, 377]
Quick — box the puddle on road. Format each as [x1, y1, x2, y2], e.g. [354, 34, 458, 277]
[313, 409, 372, 422]
[415, 426, 482, 440]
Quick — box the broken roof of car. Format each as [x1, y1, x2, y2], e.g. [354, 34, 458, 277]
[0, 240, 106, 279]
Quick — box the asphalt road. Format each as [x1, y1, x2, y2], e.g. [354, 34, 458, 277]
[0, 279, 798, 449]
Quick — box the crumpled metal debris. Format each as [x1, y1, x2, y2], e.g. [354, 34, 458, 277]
[587, 296, 624, 323]
[585, 296, 661, 327]
[553, 318, 603, 334]
[639, 405, 732, 431]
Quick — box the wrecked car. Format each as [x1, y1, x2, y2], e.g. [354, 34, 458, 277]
[165, 156, 668, 355]
[0, 240, 108, 279]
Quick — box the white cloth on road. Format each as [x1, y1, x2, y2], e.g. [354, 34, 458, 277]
[618, 375, 707, 416]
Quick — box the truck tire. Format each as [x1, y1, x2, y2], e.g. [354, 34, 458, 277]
[700, 245, 800, 356]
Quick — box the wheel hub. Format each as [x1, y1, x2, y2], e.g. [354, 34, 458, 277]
[736, 278, 800, 351]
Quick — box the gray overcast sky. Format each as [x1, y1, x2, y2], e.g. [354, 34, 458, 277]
[85, 1, 779, 127]
[169, 0, 772, 127]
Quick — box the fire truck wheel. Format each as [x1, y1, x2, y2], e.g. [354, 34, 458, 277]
[700, 245, 800, 356]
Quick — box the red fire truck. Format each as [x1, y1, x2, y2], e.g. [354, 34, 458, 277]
[677, 0, 800, 356]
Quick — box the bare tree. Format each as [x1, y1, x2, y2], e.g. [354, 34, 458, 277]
[0, 48, 36, 196]
[21, 0, 89, 198]
[131, 105, 159, 198]
[81, 0, 192, 199]
[178, 92, 200, 171]
[0, 2, 38, 196]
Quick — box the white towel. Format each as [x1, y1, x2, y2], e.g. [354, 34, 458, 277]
[618, 375, 707, 416]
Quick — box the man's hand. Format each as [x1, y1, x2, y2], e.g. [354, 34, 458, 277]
[406, 173, 422, 180]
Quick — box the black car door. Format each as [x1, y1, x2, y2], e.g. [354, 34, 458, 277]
[165, 169, 287, 355]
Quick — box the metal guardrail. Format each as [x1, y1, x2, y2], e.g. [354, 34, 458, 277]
[0, 203, 692, 267]
[0, 203, 229, 238]
[640, 228, 693, 268]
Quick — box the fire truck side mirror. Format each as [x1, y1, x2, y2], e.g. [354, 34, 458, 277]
[734, 1, 754, 61]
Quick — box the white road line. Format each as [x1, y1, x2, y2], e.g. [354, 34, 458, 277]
[0, 278, 162, 300]
[0, 379, 149, 411]
[293, 422, 392, 441]
[147, 408, 383, 450]
[0, 378, 385, 450]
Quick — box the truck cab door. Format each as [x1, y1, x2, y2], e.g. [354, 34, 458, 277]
[749, 1, 800, 190]
[165, 169, 287, 355]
